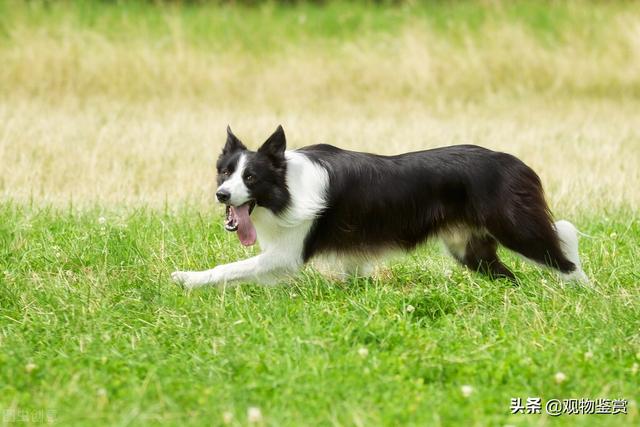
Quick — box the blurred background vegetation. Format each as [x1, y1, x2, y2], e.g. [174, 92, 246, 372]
[2, 0, 639, 105]
[0, 0, 638, 209]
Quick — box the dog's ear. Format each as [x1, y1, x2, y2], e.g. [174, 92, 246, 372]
[258, 125, 286, 163]
[223, 126, 246, 154]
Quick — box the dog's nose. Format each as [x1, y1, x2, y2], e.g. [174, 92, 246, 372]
[216, 190, 230, 203]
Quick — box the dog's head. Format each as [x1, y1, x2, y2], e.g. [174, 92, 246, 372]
[215, 126, 290, 246]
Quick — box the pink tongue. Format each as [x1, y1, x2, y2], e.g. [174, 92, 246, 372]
[231, 205, 257, 246]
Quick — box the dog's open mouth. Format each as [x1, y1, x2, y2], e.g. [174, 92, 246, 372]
[224, 201, 257, 246]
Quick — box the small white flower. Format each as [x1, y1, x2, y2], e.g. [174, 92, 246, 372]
[443, 268, 453, 278]
[357, 347, 369, 358]
[25, 363, 37, 373]
[247, 407, 262, 423]
[584, 351, 593, 360]
[554, 372, 567, 384]
[97, 387, 108, 406]
[222, 411, 233, 424]
[406, 304, 415, 313]
[632, 363, 639, 375]
[98, 216, 107, 225]
[461, 385, 473, 397]
[290, 293, 298, 298]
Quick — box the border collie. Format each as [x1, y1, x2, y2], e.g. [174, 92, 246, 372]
[172, 126, 588, 289]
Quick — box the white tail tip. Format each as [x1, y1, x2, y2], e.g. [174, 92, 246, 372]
[555, 220, 590, 284]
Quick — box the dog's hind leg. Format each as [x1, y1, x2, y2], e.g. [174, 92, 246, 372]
[441, 230, 515, 281]
[342, 257, 374, 278]
[463, 235, 516, 281]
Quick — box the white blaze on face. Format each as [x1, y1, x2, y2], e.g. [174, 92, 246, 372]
[218, 154, 251, 206]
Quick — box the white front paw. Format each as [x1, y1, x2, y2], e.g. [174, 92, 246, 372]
[171, 271, 198, 289]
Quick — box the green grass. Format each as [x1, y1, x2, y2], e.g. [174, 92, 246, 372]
[0, 0, 631, 52]
[1, 204, 638, 426]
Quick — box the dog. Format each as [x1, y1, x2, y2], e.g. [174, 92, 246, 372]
[172, 126, 588, 289]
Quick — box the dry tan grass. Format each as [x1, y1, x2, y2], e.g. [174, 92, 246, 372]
[1, 4, 639, 214]
[3, 5, 640, 103]
[2, 98, 638, 214]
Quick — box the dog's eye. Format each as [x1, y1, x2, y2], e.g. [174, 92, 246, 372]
[245, 174, 256, 183]
[221, 169, 230, 177]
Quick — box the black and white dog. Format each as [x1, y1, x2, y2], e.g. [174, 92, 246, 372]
[172, 126, 588, 288]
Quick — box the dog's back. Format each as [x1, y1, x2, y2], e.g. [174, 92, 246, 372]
[299, 145, 531, 257]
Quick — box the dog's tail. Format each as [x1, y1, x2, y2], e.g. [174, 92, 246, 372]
[554, 220, 589, 284]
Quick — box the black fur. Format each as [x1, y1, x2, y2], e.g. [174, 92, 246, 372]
[216, 127, 290, 214]
[299, 144, 576, 280]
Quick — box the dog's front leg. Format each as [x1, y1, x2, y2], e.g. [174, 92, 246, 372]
[171, 253, 300, 289]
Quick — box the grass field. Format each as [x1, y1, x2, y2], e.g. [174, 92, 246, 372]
[1, 1, 639, 426]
